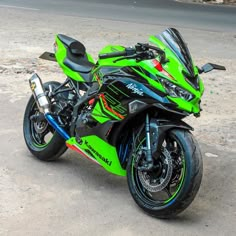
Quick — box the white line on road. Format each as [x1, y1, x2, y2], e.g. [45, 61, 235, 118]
[0, 4, 39, 11]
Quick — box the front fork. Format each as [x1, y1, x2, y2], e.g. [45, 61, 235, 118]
[138, 114, 154, 171]
[139, 113, 193, 171]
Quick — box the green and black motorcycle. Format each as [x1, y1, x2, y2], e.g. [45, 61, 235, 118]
[23, 28, 225, 218]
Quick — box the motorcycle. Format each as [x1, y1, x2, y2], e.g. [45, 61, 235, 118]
[23, 28, 225, 218]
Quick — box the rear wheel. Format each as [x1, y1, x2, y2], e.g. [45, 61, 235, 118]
[23, 81, 67, 161]
[127, 128, 203, 218]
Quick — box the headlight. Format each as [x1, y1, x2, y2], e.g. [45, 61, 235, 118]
[159, 78, 193, 101]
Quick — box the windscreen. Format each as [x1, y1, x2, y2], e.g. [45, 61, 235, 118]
[157, 28, 195, 77]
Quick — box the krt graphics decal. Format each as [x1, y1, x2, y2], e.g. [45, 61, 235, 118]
[85, 140, 112, 166]
[126, 83, 144, 96]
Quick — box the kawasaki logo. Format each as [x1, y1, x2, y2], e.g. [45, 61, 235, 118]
[85, 140, 112, 166]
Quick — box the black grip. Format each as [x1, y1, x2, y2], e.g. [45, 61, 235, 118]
[99, 50, 127, 59]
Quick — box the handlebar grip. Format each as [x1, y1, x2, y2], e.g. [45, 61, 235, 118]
[99, 51, 127, 59]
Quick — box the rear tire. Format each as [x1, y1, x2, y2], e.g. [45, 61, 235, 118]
[127, 128, 203, 218]
[23, 81, 67, 161]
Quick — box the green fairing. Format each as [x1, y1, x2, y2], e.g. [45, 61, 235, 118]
[86, 53, 95, 64]
[99, 96, 123, 120]
[97, 37, 204, 115]
[132, 65, 166, 93]
[55, 31, 204, 117]
[153, 38, 203, 113]
[91, 102, 111, 124]
[97, 45, 166, 94]
[54, 31, 205, 176]
[66, 136, 126, 176]
[25, 29, 215, 217]
[149, 35, 204, 113]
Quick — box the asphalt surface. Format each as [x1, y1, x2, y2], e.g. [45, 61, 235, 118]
[0, 0, 235, 32]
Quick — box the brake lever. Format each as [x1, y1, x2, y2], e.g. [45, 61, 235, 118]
[141, 43, 168, 64]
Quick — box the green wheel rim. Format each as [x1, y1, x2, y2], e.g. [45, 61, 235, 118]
[29, 100, 55, 149]
[132, 135, 186, 206]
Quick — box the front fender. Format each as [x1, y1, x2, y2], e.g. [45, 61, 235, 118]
[150, 118, 193, 158]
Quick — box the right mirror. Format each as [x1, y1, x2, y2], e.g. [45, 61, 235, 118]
[201, 63, 226, 73]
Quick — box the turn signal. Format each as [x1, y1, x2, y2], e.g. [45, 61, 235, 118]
[152, 59, 163, 71]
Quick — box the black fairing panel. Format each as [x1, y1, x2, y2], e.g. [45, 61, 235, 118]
[157, 28, 195, 77]
[96, 66, 169, 119]
[76, 66, 187, 146]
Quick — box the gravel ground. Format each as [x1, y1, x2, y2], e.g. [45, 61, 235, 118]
[0, 8, 235, 151]
[0, 7, 236, 236]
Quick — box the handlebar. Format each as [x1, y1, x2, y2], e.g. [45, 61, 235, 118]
[98, 43, 167, 64]
[99, 47, 136, 59]
[99, 51, 127, 59]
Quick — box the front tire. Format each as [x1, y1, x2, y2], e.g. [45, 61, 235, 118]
[23, 81, 67, 161]
[127, 129, 203, 218]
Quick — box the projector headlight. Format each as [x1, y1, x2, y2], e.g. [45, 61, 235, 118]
[159, 78, 193, 101]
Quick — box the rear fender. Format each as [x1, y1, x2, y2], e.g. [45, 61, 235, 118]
[39, 52, 56, 62]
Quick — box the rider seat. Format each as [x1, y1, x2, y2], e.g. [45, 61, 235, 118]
[57, 34, 95, 76]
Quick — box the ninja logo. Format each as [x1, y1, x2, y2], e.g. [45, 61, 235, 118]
[126, 83, 144, 96]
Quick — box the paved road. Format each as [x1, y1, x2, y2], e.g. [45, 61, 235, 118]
[0, 0, 235, 32]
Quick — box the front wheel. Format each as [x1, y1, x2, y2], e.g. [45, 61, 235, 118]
[127, 129, 203, 218]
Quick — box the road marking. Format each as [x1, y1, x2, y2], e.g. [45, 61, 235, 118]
[0, 4, 39, 11]
[205, 152, 219, 158]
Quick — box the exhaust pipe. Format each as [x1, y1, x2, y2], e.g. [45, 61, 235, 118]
[44, 113, 70, 140]
[29, 73, 70, 140]
[29, 73, 50, 114]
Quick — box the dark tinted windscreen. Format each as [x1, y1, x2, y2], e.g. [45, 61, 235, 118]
[157, 28, 194, 77]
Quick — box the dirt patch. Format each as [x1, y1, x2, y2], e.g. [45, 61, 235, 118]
[0, 8, 235, 152]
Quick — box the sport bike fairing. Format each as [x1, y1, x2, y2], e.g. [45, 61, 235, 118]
[156, 28, 195, 78]
[24, 27, 226, 218]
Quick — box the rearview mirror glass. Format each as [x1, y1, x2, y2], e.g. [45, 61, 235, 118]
[201, 63, 226, 73]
